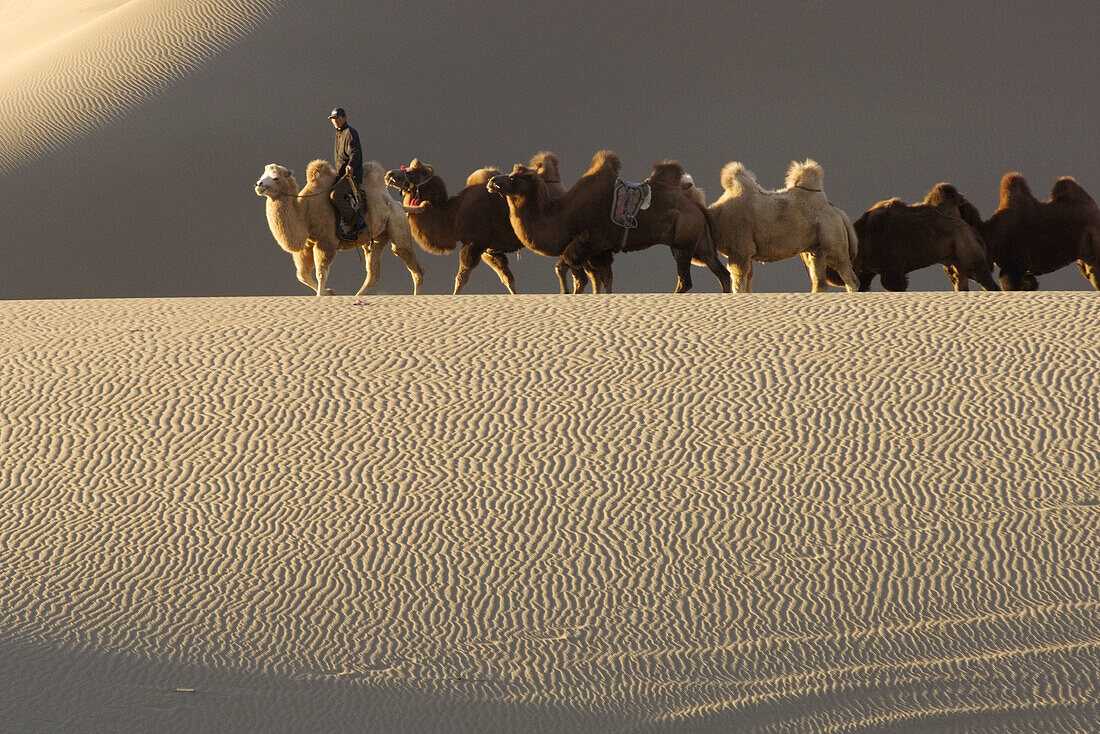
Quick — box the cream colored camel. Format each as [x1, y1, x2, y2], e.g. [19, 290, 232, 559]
[708, 160, 860, 292]
[256, 159, 424, 296]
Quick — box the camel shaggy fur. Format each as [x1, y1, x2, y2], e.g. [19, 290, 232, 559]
[255, 160, 425, 295]
[708, 160, 860, 292]
[488, 151, 731, 293]
[980, 172, 1100, 290]
[851, 183, 1000, 291]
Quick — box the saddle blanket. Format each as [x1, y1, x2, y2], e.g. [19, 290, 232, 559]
[611, 178, 651, 228]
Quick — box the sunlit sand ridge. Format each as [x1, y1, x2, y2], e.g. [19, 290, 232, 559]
[0, 0, 283, 172]
[1, 293, 1098, 733]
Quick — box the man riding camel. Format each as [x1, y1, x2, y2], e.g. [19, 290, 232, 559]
[328, 107, 367, 240]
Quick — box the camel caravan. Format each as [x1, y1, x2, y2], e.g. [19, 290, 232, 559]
[256, 153, 1100, 296]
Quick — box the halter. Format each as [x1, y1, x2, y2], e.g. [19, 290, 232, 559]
[395, 166, 430, 202]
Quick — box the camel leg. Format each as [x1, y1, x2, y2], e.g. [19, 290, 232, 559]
[293, 249, 322, 294]
[943, 265, 967, 291]
[313, 246, 334, 296]
[588, 251, 614, 294]
[999, 267, 1028, 291]
[858, 270, 875, 291]
[1078, 259, 1100, 290]
[453, 243, 483, 295]
[816, 238, 860, 292]
[695, 239, 732, 293]
[390, 241, 424, 296]
[481, 251, 518, 294]
[561, 237, 595, 294]
[567, 265, 590, 294]
[728, 257, 752, 293]
[354, 242, 383, 297]
[671, 246, 694, 293]
[880, 271, 910, 292]
[805, 255, 827, 292]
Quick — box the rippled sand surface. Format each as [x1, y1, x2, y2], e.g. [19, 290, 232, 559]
[0, 0, 282, 171]
[1, 293, 1098, 733]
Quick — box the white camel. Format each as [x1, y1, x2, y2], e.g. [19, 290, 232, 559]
[255, 159, 425, 296]
[707, 159, 860, 292]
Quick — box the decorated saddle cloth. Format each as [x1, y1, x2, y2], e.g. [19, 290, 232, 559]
[611, 177, 652, 228]
[330, 177, 368, 241]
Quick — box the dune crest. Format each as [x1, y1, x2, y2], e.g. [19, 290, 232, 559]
[0, 0, 284, 172]
[1, 293, 1098, 732]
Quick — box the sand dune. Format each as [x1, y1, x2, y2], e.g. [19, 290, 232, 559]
[0, 0, 283, 172]
[1, 293, 1098, 732]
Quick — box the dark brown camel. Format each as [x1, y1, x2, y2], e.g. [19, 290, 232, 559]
[850, 183, 1000, 291]
[487, 151, 732, 293]
[979, 172, 1100, 290]
[385, 155, 604, 294]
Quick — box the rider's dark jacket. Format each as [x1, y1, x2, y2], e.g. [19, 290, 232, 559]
[333, 123, 363, 184]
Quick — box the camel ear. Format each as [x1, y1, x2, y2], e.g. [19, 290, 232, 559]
[410, 158, 422, 168]
[423, 165, 435, 178]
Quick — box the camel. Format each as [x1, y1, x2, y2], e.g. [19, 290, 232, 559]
[487, 151, 732, 293]
[979, 172, 1100, 290]
[707, 160, 860, 292]
[255, 160, 425, 296]
[384, 153, 599, 294]
[849, 183, 1000, 291]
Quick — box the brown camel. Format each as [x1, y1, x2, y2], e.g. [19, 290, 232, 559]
[385, 153, 603, 294]
[850, 183, 1000, 291]
[979, 173, 1100, 290]
[487, 151, 732, 293]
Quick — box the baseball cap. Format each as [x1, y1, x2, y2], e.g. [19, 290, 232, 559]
[328, 107, 346, 119]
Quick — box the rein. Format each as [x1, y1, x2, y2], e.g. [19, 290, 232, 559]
[792, 185, 823, 192]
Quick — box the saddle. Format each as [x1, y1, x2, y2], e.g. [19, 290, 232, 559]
[330, 176, 368, 242]
[611, 178, 652, 229]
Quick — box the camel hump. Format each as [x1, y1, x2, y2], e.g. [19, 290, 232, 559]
[587, 150, 622, 176]
[466, 167, 502, 187]
[870, 197, 907, 210]
[999, 172, 1035, 209]
[720, 162, 756, 193]
[785, 159, 824, 190]
[307, 159, 337, 185]
[1050, 176, 1095, 206]
[924, 182, 963, 209]
[362, 161, 386, 188]
[528, 150, 560, 171]
[649, 160, 686, 187]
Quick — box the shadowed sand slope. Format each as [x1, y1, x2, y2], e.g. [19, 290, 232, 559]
[1, 293, 1098, 733]
[0, 0, 283, 172]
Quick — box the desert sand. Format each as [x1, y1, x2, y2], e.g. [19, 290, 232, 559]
[1, 292, 1097, 732]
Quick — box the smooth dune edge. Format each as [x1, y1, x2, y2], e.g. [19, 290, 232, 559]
[0, 0, 285, 172]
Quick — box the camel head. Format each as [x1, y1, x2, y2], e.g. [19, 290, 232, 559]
[255, 164, 297, 199]
[385, 159, 438, 204]
[486, 164, 542, 198]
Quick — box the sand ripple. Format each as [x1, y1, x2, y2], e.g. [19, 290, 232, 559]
[1, 293, 1098, 732]
[0, 0, 283, 171]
